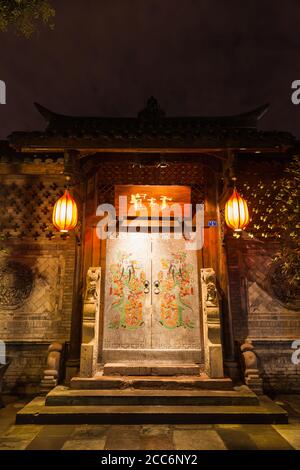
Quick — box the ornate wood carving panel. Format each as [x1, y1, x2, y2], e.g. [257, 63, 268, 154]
[95, 162, 205, 210]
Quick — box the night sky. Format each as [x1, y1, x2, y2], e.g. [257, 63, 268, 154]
[1, 0, 300, 140]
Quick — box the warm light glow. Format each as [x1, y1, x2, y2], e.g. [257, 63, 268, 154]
[225, 188, 249, 232]
[130, 193, 146, 210]
[52, 190, 78, 232]
[160, 195, 172, 210]
[130, 192, 173, 210]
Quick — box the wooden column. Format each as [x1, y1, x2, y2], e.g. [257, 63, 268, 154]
[203, 165, 239, 379]
[65, 238, 84, 382]
[65, 151, 85, 382]
[202, 168, 219, 273]
[217, 150, 240, 380]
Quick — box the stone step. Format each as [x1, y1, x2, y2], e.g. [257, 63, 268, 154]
[45, 385, 258, 407]
[16, 396, 288, 425]
[103, 362, 201, 376]
[71, 374, 233, 391]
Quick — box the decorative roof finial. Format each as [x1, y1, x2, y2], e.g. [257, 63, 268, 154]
[138, 96, 166, 121]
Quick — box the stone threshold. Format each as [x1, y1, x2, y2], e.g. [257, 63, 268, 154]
[16, 395, 288, 425]
[71, 374, 233, 390]
[103, 362, 200, 376]
[45, 385, 258, 406]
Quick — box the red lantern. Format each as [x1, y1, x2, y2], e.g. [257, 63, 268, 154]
[225, 187, 249, 232]
[52, 190, 78, 233]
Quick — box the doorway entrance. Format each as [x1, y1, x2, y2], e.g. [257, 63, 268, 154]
[102, 233, 202, 364]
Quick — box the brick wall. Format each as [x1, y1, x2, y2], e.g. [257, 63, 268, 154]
[253, 340, 300, 394]
[0, 156, 76, 393]
[226, 236, 300, 393]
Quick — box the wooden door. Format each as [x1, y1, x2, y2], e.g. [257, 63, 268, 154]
[103, 233, 151, 353]
[151, 238, 201, 351]
[102, 234, 201, 363]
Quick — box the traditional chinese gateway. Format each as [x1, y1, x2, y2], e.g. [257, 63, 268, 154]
[0, 97, 299, 423]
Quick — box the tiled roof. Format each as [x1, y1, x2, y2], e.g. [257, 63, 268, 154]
[9, 97, 296, 150]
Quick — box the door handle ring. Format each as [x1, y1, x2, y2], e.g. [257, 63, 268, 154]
[154, 280, 160, 294]
[144, 280, 150, 294]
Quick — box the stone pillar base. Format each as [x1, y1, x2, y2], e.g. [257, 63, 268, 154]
[224, 360, 241, 381]
[201, 268, 225, 379]
[80, 344, 95, 377]
[245, 372, 264, 395]
[65, 358, 80, 384]
[40, 377, 57, 395]
[79, 267, 101, 380]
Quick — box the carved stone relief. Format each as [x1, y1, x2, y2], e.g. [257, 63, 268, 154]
[0, 261, 33, 309]
[201, 268, 224, 378]
[80, 267, 101, 377]
[0, 253, 68, 342]
[205, 275, 218, 307]
[85, 267, 100, 303]
[268, 261, 300, 310]
[242, 249, 300, 311]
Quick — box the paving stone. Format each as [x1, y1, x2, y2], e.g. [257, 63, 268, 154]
[0, 401, 23, 435]
[173, 424, 214, 429]
[215, 424, 242, 429]
[0, 437, 34, 450]
[35, 424, 75, 437]
[241, 425, 294, 450]
[104, 425, 141, 450]
[141, 435, 174, 450]
[173, 429, 227, 450]
[61, 426, 109, 451]
[13, 402, 28, 410]
[2, 424, 43, 439]
[141, 425, 170, 436]
[273, 424, 300, 450]
[0, 420, 16, 436]
[141, 425, 174, 449]
[276, 395, 300, 416]
[26, 436, 67, 450]
[70, 424, 109, 439]
[215, 426, 258, 450]
[62, 438, 106, 450]
[0, 396, 24, 438]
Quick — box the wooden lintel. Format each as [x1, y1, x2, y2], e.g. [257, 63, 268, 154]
[15, 146, 287, 156]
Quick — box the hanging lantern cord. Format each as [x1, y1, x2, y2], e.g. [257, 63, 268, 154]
[65, 175, 71, 190]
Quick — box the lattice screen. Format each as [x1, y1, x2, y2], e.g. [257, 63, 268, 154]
[0, 178, 75, 240]
[96, 162, 206, 207]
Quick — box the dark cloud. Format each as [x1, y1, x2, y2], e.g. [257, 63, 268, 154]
[1, 0, 300, 139]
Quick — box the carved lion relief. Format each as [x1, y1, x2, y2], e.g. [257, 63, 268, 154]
[202, 271, 218, 307]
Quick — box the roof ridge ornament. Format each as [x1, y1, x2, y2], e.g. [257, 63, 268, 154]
[138, 96, 166, 121]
